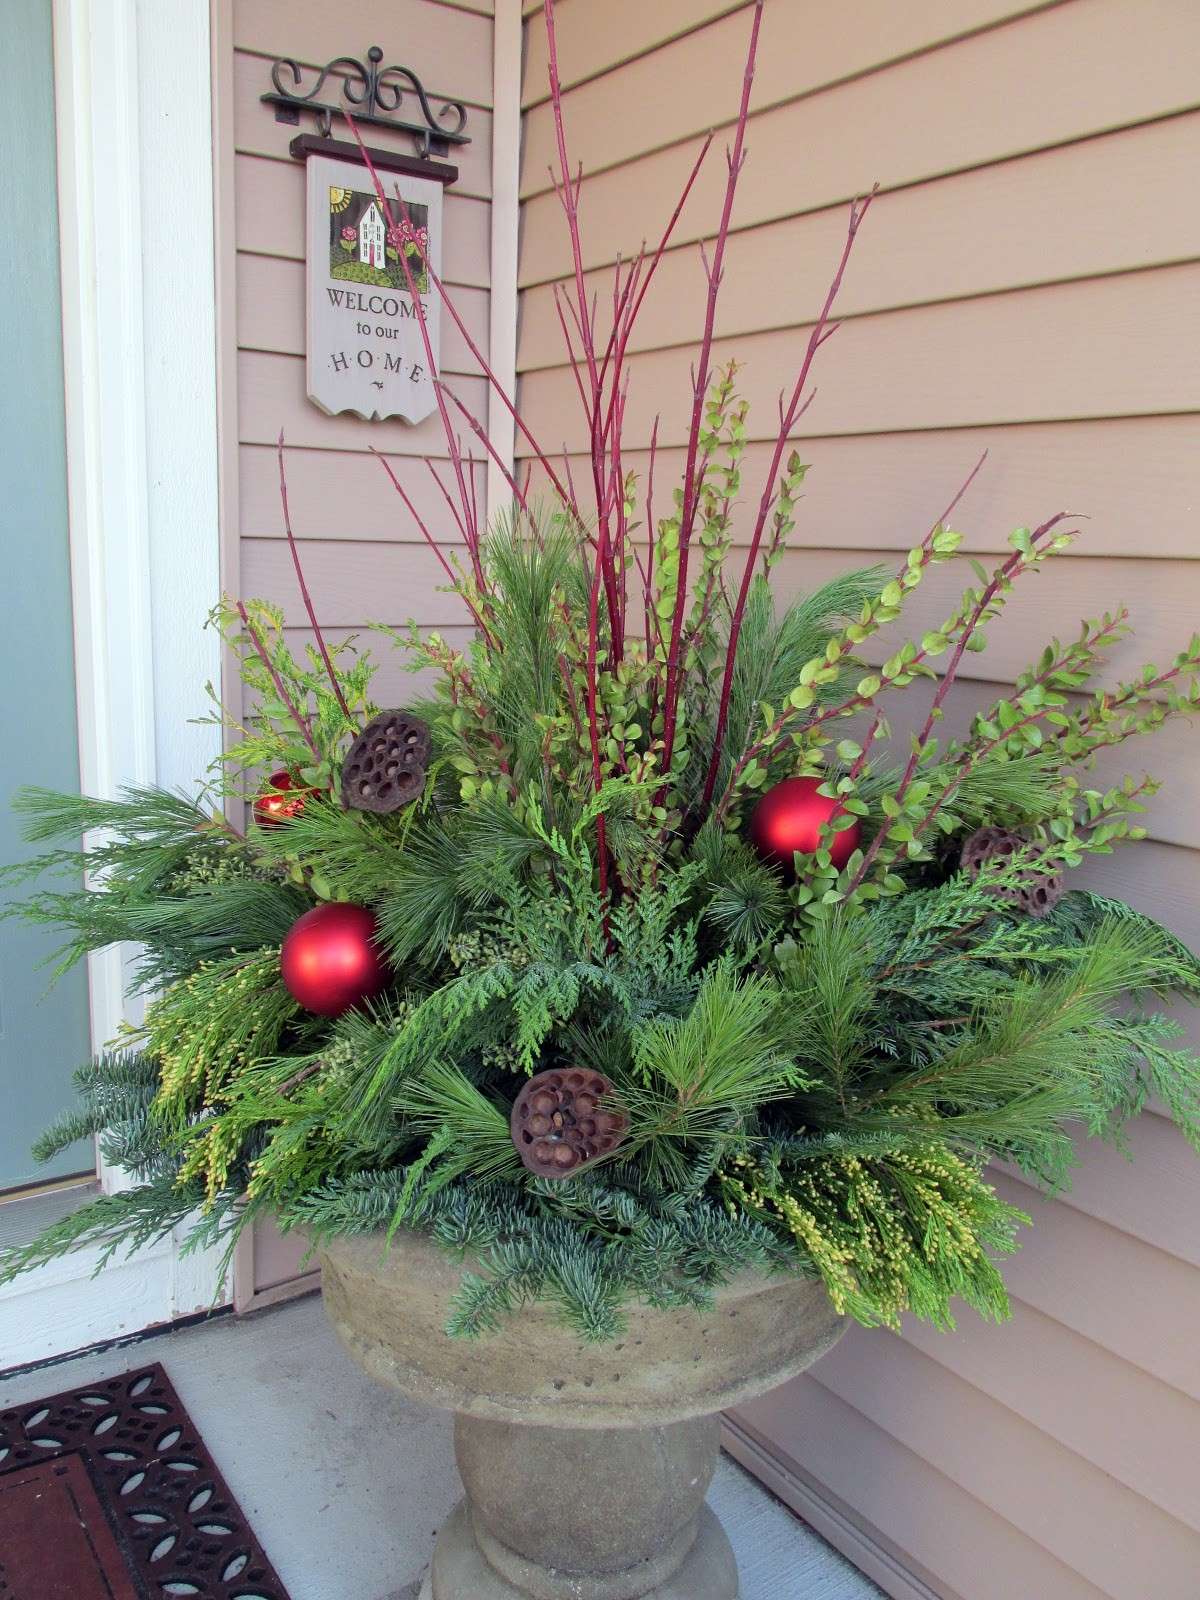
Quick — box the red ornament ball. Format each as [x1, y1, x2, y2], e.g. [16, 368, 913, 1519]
[748, 775, 861, 874]
[253, 769, 319, 828]
[280, 902, 390, 1017]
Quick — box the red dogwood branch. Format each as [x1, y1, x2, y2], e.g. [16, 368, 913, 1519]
[396, 210, 580, 520]
[425, 458, 469, 544]
[235, 600, 320, 760]
[276, 433, 351, 719]
[697, 187, 876, 817]
[370, 448, 497, 648]
[658, 0, 765, 787]
[542, 0, 623, 663]
[439, 382, 531, 516]
[344, 118, 484, 587]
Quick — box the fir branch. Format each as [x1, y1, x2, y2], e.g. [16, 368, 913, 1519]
[32, 1050, 170, 1181]
[0, 1176, 208, 1286]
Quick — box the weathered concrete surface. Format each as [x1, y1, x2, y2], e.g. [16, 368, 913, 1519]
[418, 1502, 737, 1600]
[459, 1411, 720, 1593]
[321, 1229, 845, 1600]
[320, 1229, 845, 1428]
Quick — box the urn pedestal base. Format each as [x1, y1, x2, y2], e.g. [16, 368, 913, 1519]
[418, 1501, 736, 1600]
[319, 1230, 844, 1600]
[419, 1413, 737, 1599]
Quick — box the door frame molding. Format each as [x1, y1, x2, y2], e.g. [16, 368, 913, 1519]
[0, 0, 226, 1369]
[53, 0, 158, 1097]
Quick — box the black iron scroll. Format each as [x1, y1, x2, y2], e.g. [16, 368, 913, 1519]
[262, 45, 470, 159]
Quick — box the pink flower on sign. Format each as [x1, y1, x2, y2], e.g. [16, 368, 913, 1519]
[341, 225, 358, 243]
[389, 221, 429, 256]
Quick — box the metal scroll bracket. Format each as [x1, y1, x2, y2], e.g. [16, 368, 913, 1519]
[262, 44, 470, 164]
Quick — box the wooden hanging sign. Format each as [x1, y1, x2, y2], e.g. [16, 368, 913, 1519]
[302, 148, 444, 424]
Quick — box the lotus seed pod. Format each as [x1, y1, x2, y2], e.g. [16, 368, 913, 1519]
[510, 1068, 628, 1179]
[341, 710, 432, 814]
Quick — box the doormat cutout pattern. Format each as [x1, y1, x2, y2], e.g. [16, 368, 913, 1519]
[0, 1361, 291, 1600]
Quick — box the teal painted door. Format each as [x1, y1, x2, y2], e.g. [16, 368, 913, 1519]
[0, 0, 94, 1190]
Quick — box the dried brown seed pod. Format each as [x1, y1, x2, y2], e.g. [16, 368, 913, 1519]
[960, 826, 1023, 876]
[1020, 871, 1065, 920]
[341, 711, 432, 814]
[510, 1068, 628, 1179]
[960, 826, 1064, 920]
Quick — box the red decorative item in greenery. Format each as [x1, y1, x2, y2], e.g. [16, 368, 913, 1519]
[280, 902, 390, 1017]
[748, 775, 861, 875]
[253, 769, 320, 828]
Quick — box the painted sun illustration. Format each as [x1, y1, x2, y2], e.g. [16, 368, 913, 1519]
[328, 187, 352, 213]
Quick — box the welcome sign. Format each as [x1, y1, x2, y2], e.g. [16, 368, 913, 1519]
[304, 151, 443, 423]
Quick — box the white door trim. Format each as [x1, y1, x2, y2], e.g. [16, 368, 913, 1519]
[0, 0, 227, 1370]
[53, 0, 158, 1090]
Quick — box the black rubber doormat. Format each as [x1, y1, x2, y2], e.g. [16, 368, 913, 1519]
[0, 1362, 291, 1600]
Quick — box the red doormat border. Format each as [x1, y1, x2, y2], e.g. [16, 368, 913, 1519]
[0, 1361, 292, 1600]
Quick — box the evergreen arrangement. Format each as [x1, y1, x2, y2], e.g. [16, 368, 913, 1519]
[4, 1, 1199, 1343]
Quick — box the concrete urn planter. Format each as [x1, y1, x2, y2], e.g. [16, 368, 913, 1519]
[320, 1229, 845, 1599]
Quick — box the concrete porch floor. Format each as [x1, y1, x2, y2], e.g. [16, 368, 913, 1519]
[0, 1293, 881, 1600]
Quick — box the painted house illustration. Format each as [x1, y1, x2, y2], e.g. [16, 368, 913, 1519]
[359, 200, 386, 269]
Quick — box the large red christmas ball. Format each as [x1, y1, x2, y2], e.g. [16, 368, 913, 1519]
[748, 775, 861, 874]
[280, 902, 390, 1017]
[253, 769, 320, 828]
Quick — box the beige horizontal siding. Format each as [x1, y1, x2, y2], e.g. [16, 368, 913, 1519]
[242, 538, 483, 628]
[1010, 1114, 1200, 1265]
[813, 1330, 1200, 1596]
[520, 264, 1200, 445]
[522, 0, 1150, 198]
[246, 528, 1200, 693]
[521, 0, 1056, 110]
[522, 0, 746, 105]
[519, 0, 1200, 280]
[519, 112, 1200, 351]
[898, 1295, 1200, 1534]
[740, 1346, 1194, 1600]
[768, 547, 1197, 687]
[219, 0, 497, 1304]
[237, 353, 490, 455]
[517, 1, 1200, 1593]
[731, 1380, 1108, 1600]
[992, 1171, 1200, 1401]
[238, 443, 473, 540]
[523, 415, 1200, 560]
[880, 679, 1198, 852]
